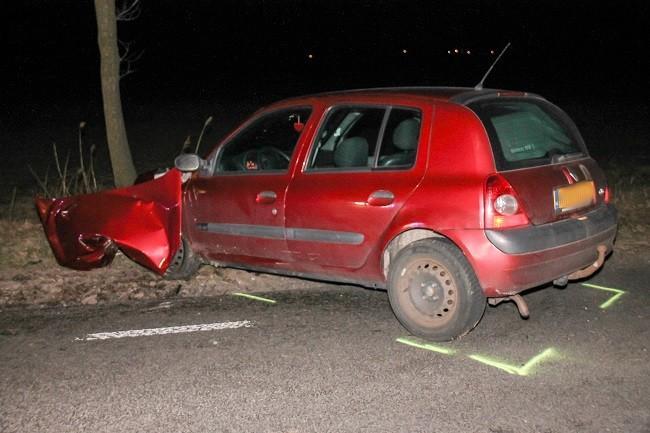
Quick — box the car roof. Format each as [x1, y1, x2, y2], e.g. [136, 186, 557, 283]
[271, 86, 543, 108]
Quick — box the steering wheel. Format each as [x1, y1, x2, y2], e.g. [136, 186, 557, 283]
[243, 146, 290, 170]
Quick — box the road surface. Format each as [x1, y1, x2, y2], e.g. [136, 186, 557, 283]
[1, 253, 648, 433]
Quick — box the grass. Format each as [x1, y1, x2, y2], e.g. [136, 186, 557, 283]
[607, 162, 650, 242]
[605, 178, 648, 250]
[28, 122, 98, 199]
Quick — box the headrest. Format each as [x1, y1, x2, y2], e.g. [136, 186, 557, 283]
[392, 118, 420, 150]
[334, 137, 369, 167]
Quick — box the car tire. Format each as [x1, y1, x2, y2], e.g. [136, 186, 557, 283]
[387, 238, 486, 341]
[164, 237, 201, 280]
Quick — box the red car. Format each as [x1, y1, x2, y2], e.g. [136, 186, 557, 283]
[36, 87, 617, 340]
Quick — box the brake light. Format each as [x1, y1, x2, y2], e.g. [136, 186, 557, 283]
[484, 174, 530, 229]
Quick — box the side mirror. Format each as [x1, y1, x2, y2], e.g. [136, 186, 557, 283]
[174, 153, 201, 172]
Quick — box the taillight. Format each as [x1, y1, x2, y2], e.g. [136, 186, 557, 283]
[484, 174, 530, 229]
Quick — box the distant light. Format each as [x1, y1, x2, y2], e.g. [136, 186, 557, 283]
[402, 48, 408, 54]
[307, 53, 314, 59]
[466, 50, 471, 55]
[454, 48, 459, 54]
[447, 50, 451, 54]
[490, 49, 495, 55]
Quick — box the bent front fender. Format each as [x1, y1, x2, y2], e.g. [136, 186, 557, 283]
[35, 169, 183, 274]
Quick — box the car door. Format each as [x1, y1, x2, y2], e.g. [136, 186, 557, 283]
[285, 104, 428, 275]
[184, 106, 313, 266]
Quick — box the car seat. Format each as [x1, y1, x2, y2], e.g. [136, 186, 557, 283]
[334, 137, 369, 168]
[379, 118, 419, 167]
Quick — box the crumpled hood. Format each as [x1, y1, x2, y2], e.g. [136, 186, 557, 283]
[35, 169, 183, 274]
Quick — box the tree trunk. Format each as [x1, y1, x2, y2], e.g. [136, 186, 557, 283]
[94, 0, 136, 187]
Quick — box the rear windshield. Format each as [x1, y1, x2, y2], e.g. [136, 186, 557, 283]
[468, 98, 587, 170]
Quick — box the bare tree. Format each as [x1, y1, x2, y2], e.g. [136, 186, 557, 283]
[94, 0, 137, 186]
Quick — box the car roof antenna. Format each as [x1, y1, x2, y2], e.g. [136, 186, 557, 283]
[474, 42, 511, 91]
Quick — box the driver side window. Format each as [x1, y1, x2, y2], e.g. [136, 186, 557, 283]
[216, 107, 312, 173]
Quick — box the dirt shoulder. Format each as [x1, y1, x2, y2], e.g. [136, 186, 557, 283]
[0, 195, 647, 308]
[0, 199, 322, 308]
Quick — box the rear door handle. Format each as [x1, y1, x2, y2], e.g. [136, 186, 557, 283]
[367, 190, 394, 206]
[256, 191, 277, 204]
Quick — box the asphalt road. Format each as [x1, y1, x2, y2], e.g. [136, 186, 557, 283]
[1, 253, 648, 433]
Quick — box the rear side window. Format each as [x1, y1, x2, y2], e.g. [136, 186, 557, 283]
[469, 98, 586, 170]
[309, 107, 385, 169]
[377, 109, 421, 168]
[308, 106, 421, 170]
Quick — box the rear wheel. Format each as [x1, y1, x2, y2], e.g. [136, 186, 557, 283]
[164, 238, 201, 280]
[387, 239, 486, 341]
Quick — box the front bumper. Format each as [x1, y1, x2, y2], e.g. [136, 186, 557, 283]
[35, 169, 183, 274]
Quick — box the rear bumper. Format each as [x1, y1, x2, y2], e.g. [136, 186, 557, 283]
[453, 205, 618, 297]
[485, 205, 617, 254]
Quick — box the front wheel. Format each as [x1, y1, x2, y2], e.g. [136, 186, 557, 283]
[387, 239, 486, 341]
[164, 238, 201, 280]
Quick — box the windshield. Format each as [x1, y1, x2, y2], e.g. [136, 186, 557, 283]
[469, 98, 587, 170]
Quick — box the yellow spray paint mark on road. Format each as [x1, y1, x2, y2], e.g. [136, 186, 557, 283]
[468, 348, 559, 376]
[581, 283, 626, 309]
[395, 337, 455, 355]
[396, 336, 559, 376]
[232, 293, 277, 304]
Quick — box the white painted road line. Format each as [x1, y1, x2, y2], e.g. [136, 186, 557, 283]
[76, 320, 254, 341]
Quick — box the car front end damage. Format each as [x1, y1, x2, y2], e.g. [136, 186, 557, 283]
[35, 169, 183, 274]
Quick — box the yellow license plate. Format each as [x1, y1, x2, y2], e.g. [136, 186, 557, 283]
[554, 180, 596, 213]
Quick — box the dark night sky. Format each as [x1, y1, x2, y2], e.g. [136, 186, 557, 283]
[4, 0, 649, 106]
[1, 0, 649, 187]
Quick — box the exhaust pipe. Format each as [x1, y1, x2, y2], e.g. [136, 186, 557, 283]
[490, 245, 608, 319]
[488, 294, 529, 319]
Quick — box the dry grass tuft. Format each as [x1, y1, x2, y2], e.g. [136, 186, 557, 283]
[607, 163, 650, 250]
[28, 122, 98, 198]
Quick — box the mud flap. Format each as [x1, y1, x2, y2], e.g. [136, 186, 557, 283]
[35, 169, 183, 274]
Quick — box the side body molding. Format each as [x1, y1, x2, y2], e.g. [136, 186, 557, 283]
[35, 169, 183, 274]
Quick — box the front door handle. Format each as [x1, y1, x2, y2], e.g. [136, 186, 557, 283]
[256, 191, 277, 204]
[367, 190, 395, 206]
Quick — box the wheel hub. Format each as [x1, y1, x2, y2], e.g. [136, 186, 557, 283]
[403, 261, 457, 320]
[409, 268, 444, 315]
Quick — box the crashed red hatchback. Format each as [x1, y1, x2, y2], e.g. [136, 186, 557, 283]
[36, 87, 617, 340]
